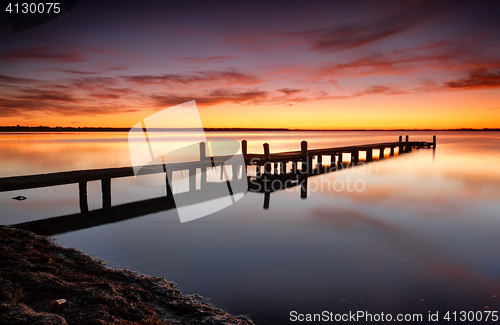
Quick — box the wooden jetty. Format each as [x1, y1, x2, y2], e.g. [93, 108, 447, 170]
[243, 135, 436, 173]
[1, 135, 435, 233]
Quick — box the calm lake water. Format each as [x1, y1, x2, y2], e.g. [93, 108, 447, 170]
[1, 131, 500, 324]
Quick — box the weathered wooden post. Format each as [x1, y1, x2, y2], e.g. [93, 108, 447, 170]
[292, 161, 297, 174]
[263, 143, 271, 175]
[399, 136, 403, 154]
[280, 162, 285, 174]
[317, 155, 323, 173]
[264, 143, 270, 160]
[351, 150, 359, 164]
[189, 168, 196, 191]
[433, 135, 436, 148]
[390, 146, 395, 156]
[366, 149, 373, 162]
[199, 141, 206, 160]
[379, 147, 384, 159]
[338, 152, 344, 167]
[405, 135, 410, 152]
[241, 140, 247, 156]
[330, 154, 336, 167]
[101, 178, 111, 211]
[79, 181, 88, 214]
[301, 140, 309, 173]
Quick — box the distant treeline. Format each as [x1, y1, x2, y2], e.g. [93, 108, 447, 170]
[0, 126, 129, 132]
[0, 126, 499, 132]
[0, 126, 291, 132]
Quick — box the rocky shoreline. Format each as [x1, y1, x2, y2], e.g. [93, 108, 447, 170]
[0, 226, 254, 325]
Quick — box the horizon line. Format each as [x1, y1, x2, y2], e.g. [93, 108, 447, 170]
[1, 126, 499, 132]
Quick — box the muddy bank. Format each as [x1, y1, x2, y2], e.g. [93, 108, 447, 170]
[0, 226, 254, 325]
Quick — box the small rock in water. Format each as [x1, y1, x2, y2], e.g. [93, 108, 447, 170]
[12, 196, 27, 201]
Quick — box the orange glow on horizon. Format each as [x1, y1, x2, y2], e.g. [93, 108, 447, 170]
[3, 88, 498, 130]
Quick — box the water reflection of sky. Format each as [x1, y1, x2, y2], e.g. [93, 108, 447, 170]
[1, 131, 500, 324]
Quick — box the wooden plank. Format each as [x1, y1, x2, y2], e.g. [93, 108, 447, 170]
[264, 141, 429, 159]
[0, 158, 235, 192]
[247, 142, 432, 161]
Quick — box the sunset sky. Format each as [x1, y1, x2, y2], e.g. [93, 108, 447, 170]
[1, 0, 499, 129]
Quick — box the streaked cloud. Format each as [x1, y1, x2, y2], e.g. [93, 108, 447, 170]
[0, 74, 39, 84]
[175, 55, 241, 64]
[282, 2, 448, 53]
[0, 46, 86, 63]
[52, 69, 100, 75]
[358, 85, 406, 95]
[150, 88, 268, 107]
[122, 70, 262, 86]
[444, 69, 500, 90]
[14, 89, 76, 102]
[276, 88, 303, 95]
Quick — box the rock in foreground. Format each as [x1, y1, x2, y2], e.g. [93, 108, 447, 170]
[0, 226, 254, 325]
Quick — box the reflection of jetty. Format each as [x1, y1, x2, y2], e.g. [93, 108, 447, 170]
[1, 135, 435, 235]
[244, 135, 435, 209]
[11, 182, 241, 236]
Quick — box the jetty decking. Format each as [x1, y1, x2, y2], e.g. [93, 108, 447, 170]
[1, 135, 436, 224]
[243, 135, 435, 176]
